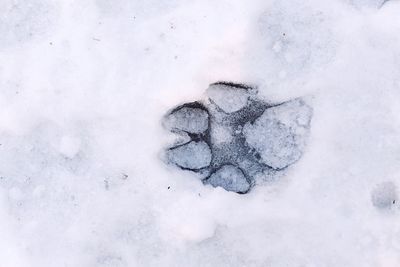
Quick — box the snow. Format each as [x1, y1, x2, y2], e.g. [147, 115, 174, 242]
[163, 82, 305, 192]
[167, 141, 212, 170]
[243, 98, 312, 170]
[1, 0, 400, 266]
[207, 83, 250, 113]
[371, 181, 398, 209]
[164, 105, 209, 134]
[59, 135, 82, 159]
[205, 165, 250, 193]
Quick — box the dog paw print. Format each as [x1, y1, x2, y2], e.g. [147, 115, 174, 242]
[162, 82, 313, 193]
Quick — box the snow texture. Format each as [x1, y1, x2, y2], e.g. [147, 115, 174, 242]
[206, 165, 250, 194]
[243, 99, 312, 170]
[207, 83, 250, 113]
[1, 0, 400, 266]
[371, 181, 398, 209]
[164, 105, 209, 134]
[167, 141, 212, 170]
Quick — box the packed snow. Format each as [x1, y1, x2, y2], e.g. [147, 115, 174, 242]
[164, 105, 209, 134]
[1, 0, 400, 266]
[243, 98, 312, 170]
[206, 165, 251, 194]
[207, 83, 250, 113]
[167, 141, 212, 170]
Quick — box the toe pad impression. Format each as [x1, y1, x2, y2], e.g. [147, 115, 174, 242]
[164, 104, 209, 134]
[167, 141, 212, 170]
[206, 165, 250, 193]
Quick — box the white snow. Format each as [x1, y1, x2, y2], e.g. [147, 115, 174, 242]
[371, 181, 398, 209]
[206, 165, 250, 193]
[207, 84, 249, 113]
[59, 135, 81, 159]
[1, 0, 400, 266]
[164, 106, 209, 134]
[243, 99, 312, 169]
[167, 141, 212, 170]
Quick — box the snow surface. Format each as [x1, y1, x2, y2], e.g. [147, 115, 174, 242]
[167, 141, 212, 170]
[164, 106, 209, 134]
[206, 165, 250, 194]
[243, 98, 312, 170]
[1, 0, 400, 266]
[207, 84, 250, 113]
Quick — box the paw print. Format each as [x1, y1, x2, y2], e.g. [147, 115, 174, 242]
[163, 82, 312, 193]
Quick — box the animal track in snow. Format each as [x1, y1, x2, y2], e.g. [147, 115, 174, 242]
[163, 82, 312, 193]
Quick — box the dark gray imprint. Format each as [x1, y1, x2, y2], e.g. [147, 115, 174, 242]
[163, 82, 312, 193]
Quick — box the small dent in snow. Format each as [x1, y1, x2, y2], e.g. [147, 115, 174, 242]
[371, 181, 398, 209]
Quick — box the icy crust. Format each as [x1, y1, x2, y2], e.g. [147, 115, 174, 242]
[167, 141, 212, 170]
[163, 83, 313, 193]
[205, 165, 250, 194]
[243, 99, 312, 170]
